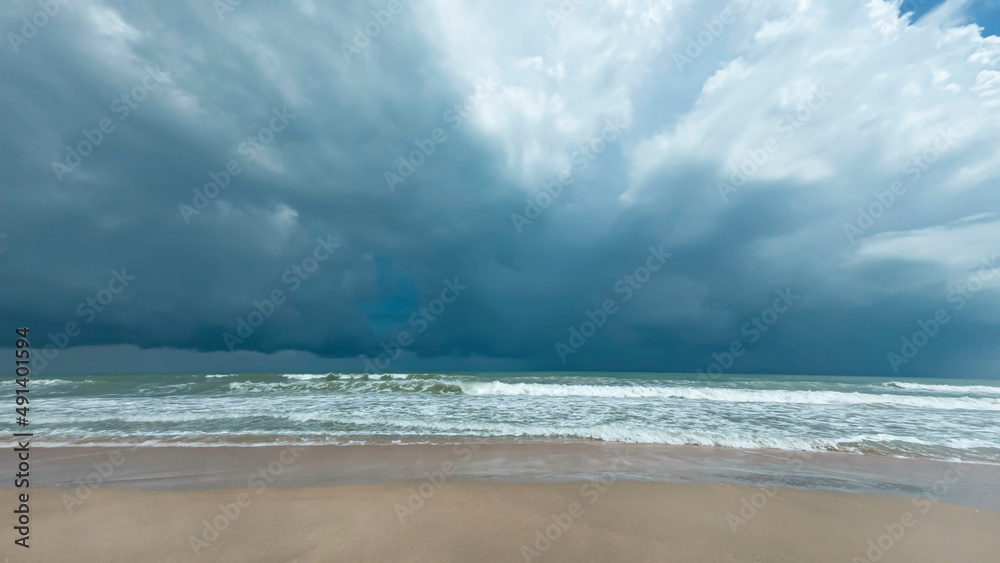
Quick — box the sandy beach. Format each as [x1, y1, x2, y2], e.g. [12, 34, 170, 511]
[5, 481, 999, 562]
[3, 444, 999, 562]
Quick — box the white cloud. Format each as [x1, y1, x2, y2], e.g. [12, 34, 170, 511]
[416, 0, 671, 183]
[854, 213, 1000, 273]
[407, 0, 998, 306]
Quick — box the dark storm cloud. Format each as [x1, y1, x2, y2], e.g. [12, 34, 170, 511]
[1, 0, 998, 377]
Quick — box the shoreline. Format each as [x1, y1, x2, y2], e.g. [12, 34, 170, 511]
[6, 442, 999, 511]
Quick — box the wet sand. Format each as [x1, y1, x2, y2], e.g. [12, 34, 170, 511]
[2, 444, 999, 561]
[12, 443, 1000, 509]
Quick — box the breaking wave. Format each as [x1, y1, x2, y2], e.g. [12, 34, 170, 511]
[458, 381, 1000, 410]
[880, 381, 1000, 395]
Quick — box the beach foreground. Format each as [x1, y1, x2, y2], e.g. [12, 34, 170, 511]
[3, 444, 999, 562]
[5, 481, 999, 562]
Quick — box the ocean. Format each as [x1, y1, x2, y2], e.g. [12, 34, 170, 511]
[8, 372, 1000, 464]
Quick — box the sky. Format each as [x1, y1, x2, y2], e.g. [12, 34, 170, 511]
[1, 0, 998, 378]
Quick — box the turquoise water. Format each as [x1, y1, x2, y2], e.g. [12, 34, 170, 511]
[5, 372, 1000, 463]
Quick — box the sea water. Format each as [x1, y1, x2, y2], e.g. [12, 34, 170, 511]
[6, 372, 999, 464]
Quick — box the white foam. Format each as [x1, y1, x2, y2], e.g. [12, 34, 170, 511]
[230, 381, 298, 392]
[273, 414, 999, 457]
[281, 373, 330, 380]
[0, 378, 88, 388]
[367, 373, 412, 380]
[881, 381, 1000, 395]
[278, 372, 416, 381]
[227, 377, 461, 394]
[458, 381, 1000, 410]
[289, 373, 412, 380]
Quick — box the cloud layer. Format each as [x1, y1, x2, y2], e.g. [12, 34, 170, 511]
[1, 0, 998, 377]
